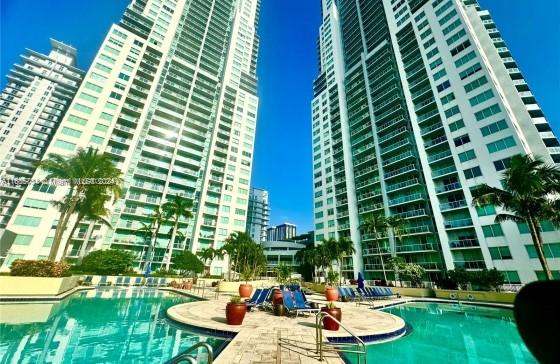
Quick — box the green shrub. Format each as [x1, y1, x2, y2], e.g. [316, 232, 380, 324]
[10, 259, 70, 277]
[81, 249, 134, 275]
[172, 251, 204, 276]
[439, 268, 505, 291]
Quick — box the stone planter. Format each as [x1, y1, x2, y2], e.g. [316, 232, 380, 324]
[0, 276, 79, 296]
[226, 303, 247, 325]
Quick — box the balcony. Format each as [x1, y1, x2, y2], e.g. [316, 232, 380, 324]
[440, 200, 468, 211]
[388, 192, 423, 206]
[402, 225, 432, 235]
[449, 239, 479, 249]
[444, 218, 473, 229]
[394, 208, 426, 219]
[454, 260, 486, 269]
[386, 178, 419, 193]
[384, 164, 416, 180]
[396, 242, 438, 253]
[428, 150, 452, 164]
[432, 165, 457, 179]
[436, 182, 462, 194]
[424, 135, 448, 150]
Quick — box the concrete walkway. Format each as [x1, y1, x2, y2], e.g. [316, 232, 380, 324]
[166, 291, 407, 363]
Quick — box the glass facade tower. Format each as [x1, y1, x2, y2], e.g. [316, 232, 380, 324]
[311, 0, 560, 284]
[1, 0, 261, 276]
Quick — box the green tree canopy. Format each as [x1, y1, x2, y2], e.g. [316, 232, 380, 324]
[172, 251, 204, 275]
[81, 249, 134, 275]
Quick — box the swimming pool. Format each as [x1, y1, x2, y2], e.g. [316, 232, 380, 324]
[0, 288, 227, 363]
[344, 302, 536, 364]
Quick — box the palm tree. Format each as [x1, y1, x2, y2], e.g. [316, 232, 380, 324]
[223, 231, 253, 280]
[325, 238, 355, 284]
[38, 147, 122, 261]
[142, 206, 166, 271]
[65, 187, 113, 259]
[197, 247, 224, 275]
[360, 214, 389, 282]
[162, 195, 193, 270]
[386, 216, 405, 256]
[472, 154, 560, 280]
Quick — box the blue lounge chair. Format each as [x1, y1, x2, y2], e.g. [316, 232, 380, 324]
[382, 287, 401, 298]
[114, 277, 124, 286]
[82, 275, 93, 286]
[146, 277, 157, 287]
[337, 287, 346, 301]
[292, 290, 320, 316]
[121, 277, 131, 286]
[98, 276, 110, 286]
[245, 288, 263, 306]
[158, 278, 167, 287]
[345, 287, 362, 302]
[132, 277, 143, 286]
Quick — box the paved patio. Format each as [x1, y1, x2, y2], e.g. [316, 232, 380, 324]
[166, 290, 407, 363]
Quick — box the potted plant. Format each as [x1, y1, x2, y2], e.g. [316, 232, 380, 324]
[271, 263, 291, 304]
[321, 301, 341, 331]
[239, 268, 254, 298]
[226, 296, 246, 325]
[324, 270, 339, 301]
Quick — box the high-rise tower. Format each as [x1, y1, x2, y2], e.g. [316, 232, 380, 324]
[246, 187, 269, 242]
[311, 0, 560, 284]
[1, 0, 261, 276]
[0, 40, 84, 250]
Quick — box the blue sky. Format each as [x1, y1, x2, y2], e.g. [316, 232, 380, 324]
[1, 1, 559, 233]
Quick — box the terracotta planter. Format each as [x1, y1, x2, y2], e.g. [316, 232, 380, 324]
[272, 289, 283, 305]
[186, 282, 192, 290]
[226, 303, 247, 325]
[321, 307, 342, 331]
[239, 283, 253, 298]
[325, 287, 339, 302]
[273, 303, 285, 316]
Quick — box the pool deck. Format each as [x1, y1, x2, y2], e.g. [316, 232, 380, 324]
[166, 290, 407, 364]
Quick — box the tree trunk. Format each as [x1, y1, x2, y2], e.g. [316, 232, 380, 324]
[374, 233, 388, 282]
[77, 222, 95, 264]
[164, 220, 179, 270]
[49, 194, 79, 261]
[63, 213, 84, 259]
[527, 216, 553, 280]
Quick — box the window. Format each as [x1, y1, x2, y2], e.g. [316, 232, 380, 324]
[493, 157, 512, 171]
[475, 104, 501, 121]
[100, 112, 113, 122]
[440, 93, 455, 105]
[99, 54, 116, 64]
[458, 149, 476, 162]
[480, 119, 508, 136]
[14, 215, 42, 227]
[437, 80, 451, 92]
[434, 0, 453, 16]
[90, 135, 104, 144]
[489, 246, 512, 260]
[54, 139, 76, 151]
[482, 223, 503, 237]
[442, 18, 462, 36]
[426, 47, 440, 59]
[13, 234, 33, 245]
[487, 136, 516, 153]
[454, 134, 470, 147]
[433, 69, 447, 81]
[449, 119, 465, 132]
[518, 221, 555, 234]
[23, 198, 50, 210]
[84, 82, 103, 93]
[109, 92, 122, 100]
[61, 127, 82, 138]
[469, 89, 494, 106]
[424, 38, 436, 49]
[94, 63, 112, 73]
[535, 270, 560, 280]
[526, 243, 560, 259]
[316, 222, 324, 230]
[105, 102, 118, 110]
[464, 166, 482, 179]
[438, 9, 457, 26]
[445, 105, 460, 118]
[430, 58, 443, 70]
[32, 183, 56, 194]
[476, 204, 496, 216]
[95, 123, 109, 133]
[450, 40, 471, 57]
[73, 103, 93, 114]
[446, 29, 466, 46]
[464, 76, 488, 93]
[459, 62, 482, 80]
[502, 271, 521, 284]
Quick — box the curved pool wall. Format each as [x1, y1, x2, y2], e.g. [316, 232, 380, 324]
[0, 288, 228, 363]
[344, 302, 536, 364]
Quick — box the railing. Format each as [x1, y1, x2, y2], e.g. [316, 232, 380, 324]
[165, 342, 213, 364]
[315, 311, 367, 364]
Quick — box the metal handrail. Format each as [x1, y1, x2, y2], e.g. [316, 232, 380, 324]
[166, 342, 214, 364]
[315, 311, 367, 363]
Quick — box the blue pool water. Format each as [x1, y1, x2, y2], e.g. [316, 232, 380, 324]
[0, 288, 227, 363]
[345, 302, 536, 364]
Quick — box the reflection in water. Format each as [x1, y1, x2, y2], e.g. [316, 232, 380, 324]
[0, 289, 226, 363]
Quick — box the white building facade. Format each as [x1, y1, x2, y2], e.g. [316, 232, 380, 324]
[0, 40, 84, 258]
[311, 0, 560, 284]
[1, 0, 261, 276]
[246, 187, 269, 242]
